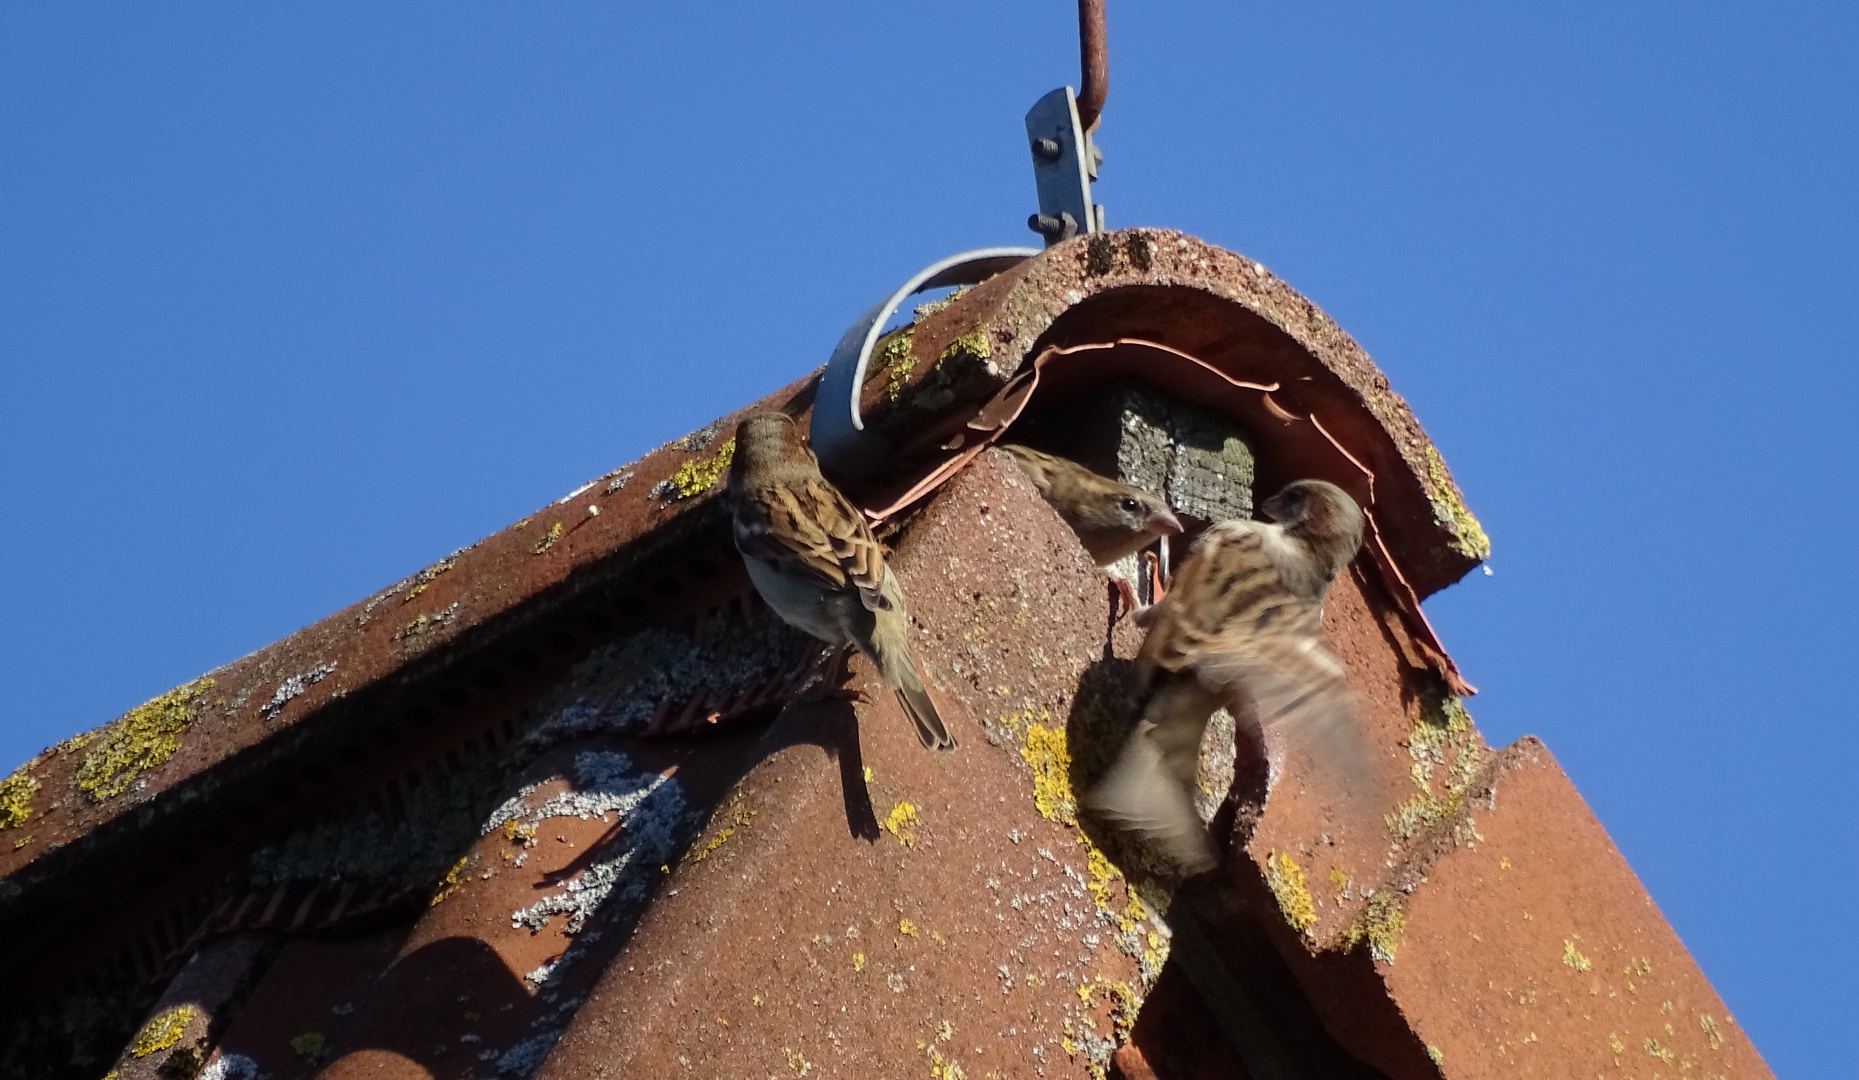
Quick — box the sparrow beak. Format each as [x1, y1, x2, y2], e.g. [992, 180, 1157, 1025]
[1146, 507, 1183, 537]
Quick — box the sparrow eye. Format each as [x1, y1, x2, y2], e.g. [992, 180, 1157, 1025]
[1119, 497, 1141, 513]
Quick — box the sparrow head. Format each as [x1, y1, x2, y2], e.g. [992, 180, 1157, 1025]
[1098, 486, 1183, 541]
[731, 413, 819, 489]
[1002, 444, 1181, 564]
[1262, 480, 1365, 574]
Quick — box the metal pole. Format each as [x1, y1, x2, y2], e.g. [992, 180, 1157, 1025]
[1077, 0, 1108, 133]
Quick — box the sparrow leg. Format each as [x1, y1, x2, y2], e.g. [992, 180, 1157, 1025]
[1111, 578, 1140, 618]
[1142, 548, 1168, 602]
[799, 644, 871, 705]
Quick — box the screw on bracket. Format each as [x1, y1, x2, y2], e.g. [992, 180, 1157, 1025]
[1028, 213, 1079, 242]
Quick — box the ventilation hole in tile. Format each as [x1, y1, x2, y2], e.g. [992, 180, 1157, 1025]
[165, 845, 198, 867]
[580, 611, 613, 634]
[650, 576, 684, 599]
[403, 707, 438, 728]
[266, 784, 301, 806]
[438, 687, 471, 710]
[507, 649, 540, 671]
[135, 868, 167, 890]
[198, 823, 232, 847]
[370, 724, 403, 747]
[298, 762, 333, 785]
[544, 630, 577, 653]
[472, 668, 506, 691]
[684, 557, 720, 580]
[336, 744, 367, 766]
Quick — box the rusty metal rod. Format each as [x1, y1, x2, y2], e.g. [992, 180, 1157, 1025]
[1077, 0, 1107, 133]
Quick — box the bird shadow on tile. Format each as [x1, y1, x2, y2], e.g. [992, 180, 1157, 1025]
[758, 697, 883, 843]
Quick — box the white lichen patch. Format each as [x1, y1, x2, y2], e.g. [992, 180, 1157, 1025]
[487, 751, 694, 935]
[199, 1054, 260, 1080]
[259, 662, 337, 720]
[520, 611, 814, 751]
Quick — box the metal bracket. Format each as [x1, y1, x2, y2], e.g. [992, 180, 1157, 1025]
[1025, 87, 1103, 246]
[812, 247, 1040, 478]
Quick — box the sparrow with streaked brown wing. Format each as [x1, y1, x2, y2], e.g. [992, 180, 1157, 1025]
[1083, 479, 1366, 874]
[728, 413, 955, 751]
[1002, 444, 1182, 565]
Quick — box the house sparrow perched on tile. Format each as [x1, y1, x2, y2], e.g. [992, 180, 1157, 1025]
[729, 413, 955, 750]
[1001, 444, 1182, 565]
[1084, 480, 1365, 874]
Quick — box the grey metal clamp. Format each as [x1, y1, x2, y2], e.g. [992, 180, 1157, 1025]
[812, 247, 1039, 478]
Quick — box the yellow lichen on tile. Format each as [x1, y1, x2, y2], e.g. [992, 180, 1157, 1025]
[692, 790, 755, 863]
[1699, 1014, 1723, 1050]
[531, 521, 564, 555]
[403, 555, 457, 602]
[1265, 852, 1317, 934]
[1423, 444, 1491, 561]
[883, 801, 920, 847]
[1563, 938, 1592, 972]
[912, 286, 970, 321]
[852, 952, 866, 971]
[1341, 889, 1407, 964]
[129, 1005, 199, 1057]
[0, 766, 40, 830]
[695, 827, 735, 860]
[668, 437, 737, 498]
[1013, 714, 1074, 825]
[76, 678, 216, 802]
[873, 328, 916, 401]
[1385, 693, 1486, 852]
[898, 917, 918, 938]
[938, 327, 991, 365]
[429, 856, 469, 906]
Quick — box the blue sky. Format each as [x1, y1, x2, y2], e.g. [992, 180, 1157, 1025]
[3, 3, 1852, 1073]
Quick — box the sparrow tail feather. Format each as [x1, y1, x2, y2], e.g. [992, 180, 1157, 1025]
[892, 672, 955, 751]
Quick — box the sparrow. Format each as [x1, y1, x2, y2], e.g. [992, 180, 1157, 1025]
[728, 413, 956, 751]
[1002, 444, 1182, 565]
[1084, 479, 1366, 874]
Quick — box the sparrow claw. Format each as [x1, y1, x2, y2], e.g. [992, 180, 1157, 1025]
[798, 681, 871, 706]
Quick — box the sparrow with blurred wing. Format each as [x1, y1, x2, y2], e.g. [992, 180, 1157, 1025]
[729, 413, 955, 751]
[1084, 480, 1366, 874]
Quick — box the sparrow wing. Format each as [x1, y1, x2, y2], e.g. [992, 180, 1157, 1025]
[1194, 628, 1365, 783]
[734, 479, 892, 610]
[1140, 520, 1367, 782]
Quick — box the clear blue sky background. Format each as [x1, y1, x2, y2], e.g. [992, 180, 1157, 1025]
[3, 3, 1852, 1073]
